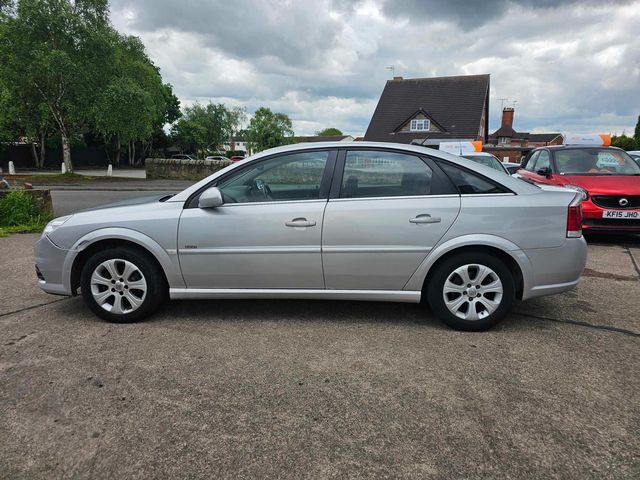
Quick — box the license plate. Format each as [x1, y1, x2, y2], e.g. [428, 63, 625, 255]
[602, 210, 640, 219]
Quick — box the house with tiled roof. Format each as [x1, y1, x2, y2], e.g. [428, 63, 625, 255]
[364, 74, 490, 145]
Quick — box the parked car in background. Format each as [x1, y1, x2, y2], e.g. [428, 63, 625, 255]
[205, 155, 228, 161]
[503, 162, 522, 175]
[517, 144, 640, 232]
[628, 151, 640, 166]
[461, 152, 509, 174]
[171, 154, 195, 160]
[229, 156, 246, 162]
[34, 142, 586, 331]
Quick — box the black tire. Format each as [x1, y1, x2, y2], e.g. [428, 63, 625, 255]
[80, 246, 167, 323]
[426, 252, 515, 331]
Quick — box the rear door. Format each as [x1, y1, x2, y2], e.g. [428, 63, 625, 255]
[321, 149, 460, 290]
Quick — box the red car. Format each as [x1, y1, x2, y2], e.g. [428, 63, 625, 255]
[517, 145, 640, 232]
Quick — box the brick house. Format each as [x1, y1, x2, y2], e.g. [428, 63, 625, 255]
[485, 108, 562, 162]
[364, 74, 490, 145]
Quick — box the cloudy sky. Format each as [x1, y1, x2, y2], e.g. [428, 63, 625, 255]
[109, 0, 640, 137]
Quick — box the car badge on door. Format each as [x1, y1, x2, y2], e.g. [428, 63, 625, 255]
[619, 198, 629, 207]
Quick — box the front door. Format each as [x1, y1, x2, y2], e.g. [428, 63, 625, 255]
[178, 150, 334, 289]
[322, 149, 460, 290]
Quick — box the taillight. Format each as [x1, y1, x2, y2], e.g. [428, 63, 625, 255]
[567, 194, 583, 238]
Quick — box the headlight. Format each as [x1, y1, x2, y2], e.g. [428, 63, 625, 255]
[42, 215, 72, 238]
[564, 185, 588, 201]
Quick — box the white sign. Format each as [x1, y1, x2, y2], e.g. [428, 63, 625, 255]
[563, 134, 611, 147]
[439, 141, 483, 155]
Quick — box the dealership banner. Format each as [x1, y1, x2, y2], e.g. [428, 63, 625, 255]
[439, 141, 483, 155]
[563, 134, 611, 146]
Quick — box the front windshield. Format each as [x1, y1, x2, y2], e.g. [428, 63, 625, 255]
[555, 148, 640, 175]
[463, 155, 506, 173]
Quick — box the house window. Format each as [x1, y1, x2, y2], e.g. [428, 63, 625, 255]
[410, 119, 430, 132]
[498, 136, 509, 144]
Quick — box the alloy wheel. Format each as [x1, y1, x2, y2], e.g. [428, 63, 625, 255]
[90, 259, 147, 314]
[442, 263, 503, 321]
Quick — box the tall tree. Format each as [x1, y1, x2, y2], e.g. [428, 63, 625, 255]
[246, 107, 294, 152]
[634, 115, 640, 145]
[0, 0, 114, 171]
[316, 127, 343, 136]
[171, 102, 245, 157]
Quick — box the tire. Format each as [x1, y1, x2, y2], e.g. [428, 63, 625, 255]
[80, 246, 167, 323]
[426, 252, 515, 331]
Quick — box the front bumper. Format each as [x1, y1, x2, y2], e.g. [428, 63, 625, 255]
[582, 200, 640, 231]
[34, 235, 72, 296]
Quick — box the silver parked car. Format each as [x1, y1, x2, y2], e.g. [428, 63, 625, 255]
[35, 142, 587, 331]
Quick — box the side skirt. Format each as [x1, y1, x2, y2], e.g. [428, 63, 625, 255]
[169, 288, 422, 303]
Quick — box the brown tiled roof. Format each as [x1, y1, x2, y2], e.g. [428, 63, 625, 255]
[364, 74, 490, 143]
[488, 130, 561, 142]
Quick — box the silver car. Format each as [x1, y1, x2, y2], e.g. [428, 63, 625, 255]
[34, 142, 587, 331]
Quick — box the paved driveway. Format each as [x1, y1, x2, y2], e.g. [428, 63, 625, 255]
[1, 234, 638, 478]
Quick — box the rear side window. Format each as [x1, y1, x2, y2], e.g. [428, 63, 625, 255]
[340, 151, 434, 198]
[437, 162, 508, 195]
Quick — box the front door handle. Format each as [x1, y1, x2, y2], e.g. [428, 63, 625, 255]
[409, 214, 441, 224]
[285, 218, 317, 228]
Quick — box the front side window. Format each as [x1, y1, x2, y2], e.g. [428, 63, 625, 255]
[437, 162, 508, 195]
[217, 151, 329, 203]
[410, 119, 430, 132]
[340, 151, 434, 198]
[524, 151, 540, 172]
[535, 150, 551, 171]
[554, 148, 640, 175]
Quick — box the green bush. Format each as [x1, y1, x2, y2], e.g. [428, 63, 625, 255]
[0, 191, 49, 228]
[225, 150, 246, 158]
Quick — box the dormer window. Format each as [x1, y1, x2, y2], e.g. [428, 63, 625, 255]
[410, 119, 430, 132]
[498, 136, 509, 144]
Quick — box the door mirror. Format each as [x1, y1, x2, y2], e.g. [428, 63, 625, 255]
[536, 166, 551, 177]
[199, 187, 224, 208]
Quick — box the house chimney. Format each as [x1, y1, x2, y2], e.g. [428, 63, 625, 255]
[501, 107, 514, 128]
[393, 76, 403, 81]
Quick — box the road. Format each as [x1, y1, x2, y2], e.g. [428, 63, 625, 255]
[1, 233, 639, 479]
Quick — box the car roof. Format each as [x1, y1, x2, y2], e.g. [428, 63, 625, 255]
[169, 141, 540, 202]
[462, 152, 494, 157]
[538, 145, 625, 151]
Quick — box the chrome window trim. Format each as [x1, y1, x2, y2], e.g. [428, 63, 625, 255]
[328, 194, 460, 203]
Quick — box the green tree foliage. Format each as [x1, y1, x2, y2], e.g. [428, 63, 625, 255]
[611, 134, 638, 151]
[0, 0, 179, 169]
[315, 127, 343, 136]
[171, 102, 245, 157]
[246, 107, 294, 152]
[634, 115, 640, 146]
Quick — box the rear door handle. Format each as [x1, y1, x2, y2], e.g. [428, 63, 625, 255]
[285, 218, 316, 228]
[409, 214, 441, 224]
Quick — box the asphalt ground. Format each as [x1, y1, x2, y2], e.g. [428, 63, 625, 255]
[1, 230, 639, 479]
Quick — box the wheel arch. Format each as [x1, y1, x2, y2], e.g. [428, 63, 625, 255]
[405, 235, 532, 300]
[64, 228, 184, 295]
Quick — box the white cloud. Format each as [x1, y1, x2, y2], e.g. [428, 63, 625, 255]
[110, 0, 640, 136]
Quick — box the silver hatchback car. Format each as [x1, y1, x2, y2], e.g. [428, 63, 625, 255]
[35, 142, 587, 331]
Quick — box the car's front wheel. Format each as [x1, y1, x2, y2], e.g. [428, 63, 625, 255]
[427, 252, 515, 331]
[80, 247, 166, 323]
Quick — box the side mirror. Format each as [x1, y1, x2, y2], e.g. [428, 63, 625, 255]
[536, 166, 551, 177]
[198, 187, 224, 208]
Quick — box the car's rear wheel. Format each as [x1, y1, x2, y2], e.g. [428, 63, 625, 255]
[80, 247, 166, 323]
[426, 252, 515, 331]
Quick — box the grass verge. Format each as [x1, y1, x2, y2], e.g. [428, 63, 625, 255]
[0, 190, 52, 238]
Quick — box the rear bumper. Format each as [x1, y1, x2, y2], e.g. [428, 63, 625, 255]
[34, 235, 72, 296]
[522, 237, 587, 300]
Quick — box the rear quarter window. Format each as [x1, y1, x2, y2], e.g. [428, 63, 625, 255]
[437, 162, 509, 195]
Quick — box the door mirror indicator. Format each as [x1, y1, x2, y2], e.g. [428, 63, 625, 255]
[199, 187, 224, 208]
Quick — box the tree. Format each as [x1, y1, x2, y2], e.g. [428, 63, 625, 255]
[246, 107, 294, 152]
[634, 115, 640, 146]
[171, 102, 245, 157]
[316, 127, 343, 136]
[93, 34, 178, 165]
[0, 0, 117, 172]
[611, 134, 638, 151]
